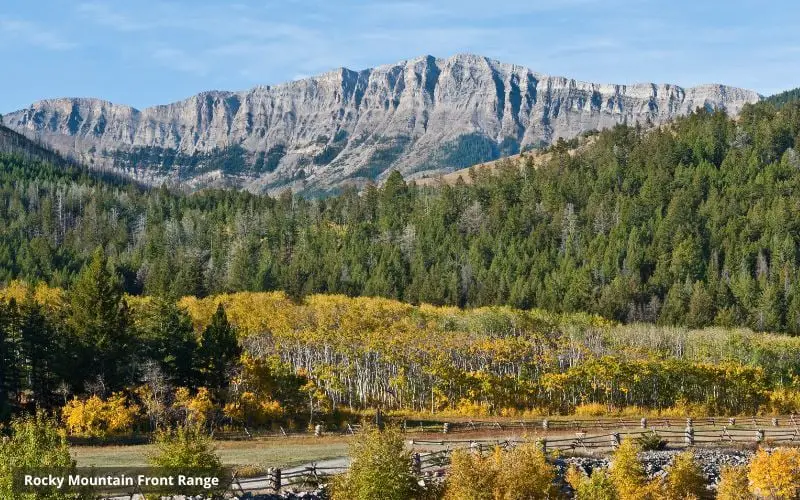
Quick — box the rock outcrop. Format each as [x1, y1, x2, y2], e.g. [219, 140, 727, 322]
[3, 54, 762, 194]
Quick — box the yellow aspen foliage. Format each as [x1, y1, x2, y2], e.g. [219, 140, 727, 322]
[748, 448, 800, 499]
[223, 392, 284, 426]
[609, 440, 660, 500]
[444, 444, 558, 500]
[444, 449, 495, 500]
[173, 387, 215, 426]
[62, 393, 140, 437]
[661, 451, 707, 500]
[566, 465, 618, 500]
[717, 465, 754, 500]
[495, 442, 559, 499]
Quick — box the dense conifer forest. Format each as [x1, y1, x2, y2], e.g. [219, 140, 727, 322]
[1, 99, 800, 428]
[3, 101, 800, 332]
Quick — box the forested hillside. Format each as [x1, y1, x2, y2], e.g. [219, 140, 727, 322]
[765, 87, 800, 108]
[2, 101, 800, 333]
[2, 278, 800, 429]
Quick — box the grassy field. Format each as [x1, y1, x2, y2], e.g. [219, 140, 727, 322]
[72, 436, 351, 468]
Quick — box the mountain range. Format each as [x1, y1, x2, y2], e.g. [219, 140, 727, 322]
[1, 54, 762, 195]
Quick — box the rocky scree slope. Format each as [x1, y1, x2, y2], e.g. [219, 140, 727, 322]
[3, 54, 761, 195]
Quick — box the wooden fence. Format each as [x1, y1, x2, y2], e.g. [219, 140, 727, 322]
[202, 414, 800, 441]
[227, 417, 800, 494]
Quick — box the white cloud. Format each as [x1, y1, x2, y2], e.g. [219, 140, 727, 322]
[0, 19, 76, 51]
[76, 2, 152, 31]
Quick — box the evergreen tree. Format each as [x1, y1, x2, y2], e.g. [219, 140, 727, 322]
[141, 298, 198, 387]
[68, 247, 130, 390]
[197, 304, 240, 393]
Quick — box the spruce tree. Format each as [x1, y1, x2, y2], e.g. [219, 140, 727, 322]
[68, 247, 130, 390]
[198, 304, 240, 394]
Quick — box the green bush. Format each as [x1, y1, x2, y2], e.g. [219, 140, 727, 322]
[331, 426, 419, 500]
[147, 424, 227, 496]
[635, 431, 668, 451]
[0, 412, 77, 499]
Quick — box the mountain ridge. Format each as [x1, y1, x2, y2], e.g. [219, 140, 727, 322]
[3, 53, 762, 195]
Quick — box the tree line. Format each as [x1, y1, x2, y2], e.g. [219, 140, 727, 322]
[3, 272, 800, 431]
[3, 101, 800, 333]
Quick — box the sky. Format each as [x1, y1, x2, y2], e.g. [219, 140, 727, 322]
[1, 0, 799, 113]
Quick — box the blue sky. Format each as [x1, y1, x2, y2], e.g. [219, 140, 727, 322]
[1, 0, 798, 113]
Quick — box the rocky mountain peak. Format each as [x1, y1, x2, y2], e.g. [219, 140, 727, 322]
[3, 54, 762, 195]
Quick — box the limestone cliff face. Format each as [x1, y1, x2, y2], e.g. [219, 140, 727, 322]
[3, 54, 761, 194]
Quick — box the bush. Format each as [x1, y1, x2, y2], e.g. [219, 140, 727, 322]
[662, 451, 707, 500]
[566, 465, 618, 499]
[444, 442, 558, 500]
[609, 440, 660, 500]
[748, 448, 800, 499]
[635, 431, 667, 451]
[444, 449, 494, 500]
[574, 403, 611, 417]
[331, 426, 418, 500]
[717, 465, 753, 500]
[147, 424, 227, 496]
[0, 412, 77, 499]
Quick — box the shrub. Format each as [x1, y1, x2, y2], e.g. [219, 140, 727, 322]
[331, 427, 418, 500]
[748, 448, 800, 499]
[148, 424, 227, 496]
[0, 412, 77, 499]
[496, 442, 559, 499]
[444, 442, 558, 500]
[717, 465, 753, 500]
[635, 431, 667, 451]
[444, 449, 494, 500]
[574, 403, 610, 417]
[662, 451, 707, 499]
[609, 440, 660, 500]
[566, 465, 618, 500]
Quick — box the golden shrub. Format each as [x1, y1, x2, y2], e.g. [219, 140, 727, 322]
[566, 464, 618, 500]
[609, 440, 661, 500]
[574, 402, 611, 417]
[748, 448, 800, 499]
[444, 448, 496, 500]
[717, 465, 753, 500]
[662, 451, 707, 500]
[444, 443, 558, 500]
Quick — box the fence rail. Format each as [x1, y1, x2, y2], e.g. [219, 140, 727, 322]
[226, 418, 800, 495]
[189, 414, 800, 443]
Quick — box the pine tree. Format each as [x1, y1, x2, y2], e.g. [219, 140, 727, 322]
[197, 304, 241, 394]
[141, 297, 198, 388]
[68, 247, 130, 390]
[686, 281, 715, 328]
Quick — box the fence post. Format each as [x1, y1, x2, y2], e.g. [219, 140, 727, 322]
[536, 437, 547, 453]
[686, 417, 693, 428]
[756, 429, 765, 444]
[542, 419, 549, 431]
[612, 433, 621, 449]
[685, 422, 694, 446]
[772, 418, 778, 427]
[315, 424, 324, 437]
[442, 422, 450, 434]
[728, 417, 736, 427]
[269, 468, 282, 492]
[412, 453, 421, 475]
[640, 418, 647, 429]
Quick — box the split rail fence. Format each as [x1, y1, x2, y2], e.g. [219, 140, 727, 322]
[229, 415, 800, 494]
